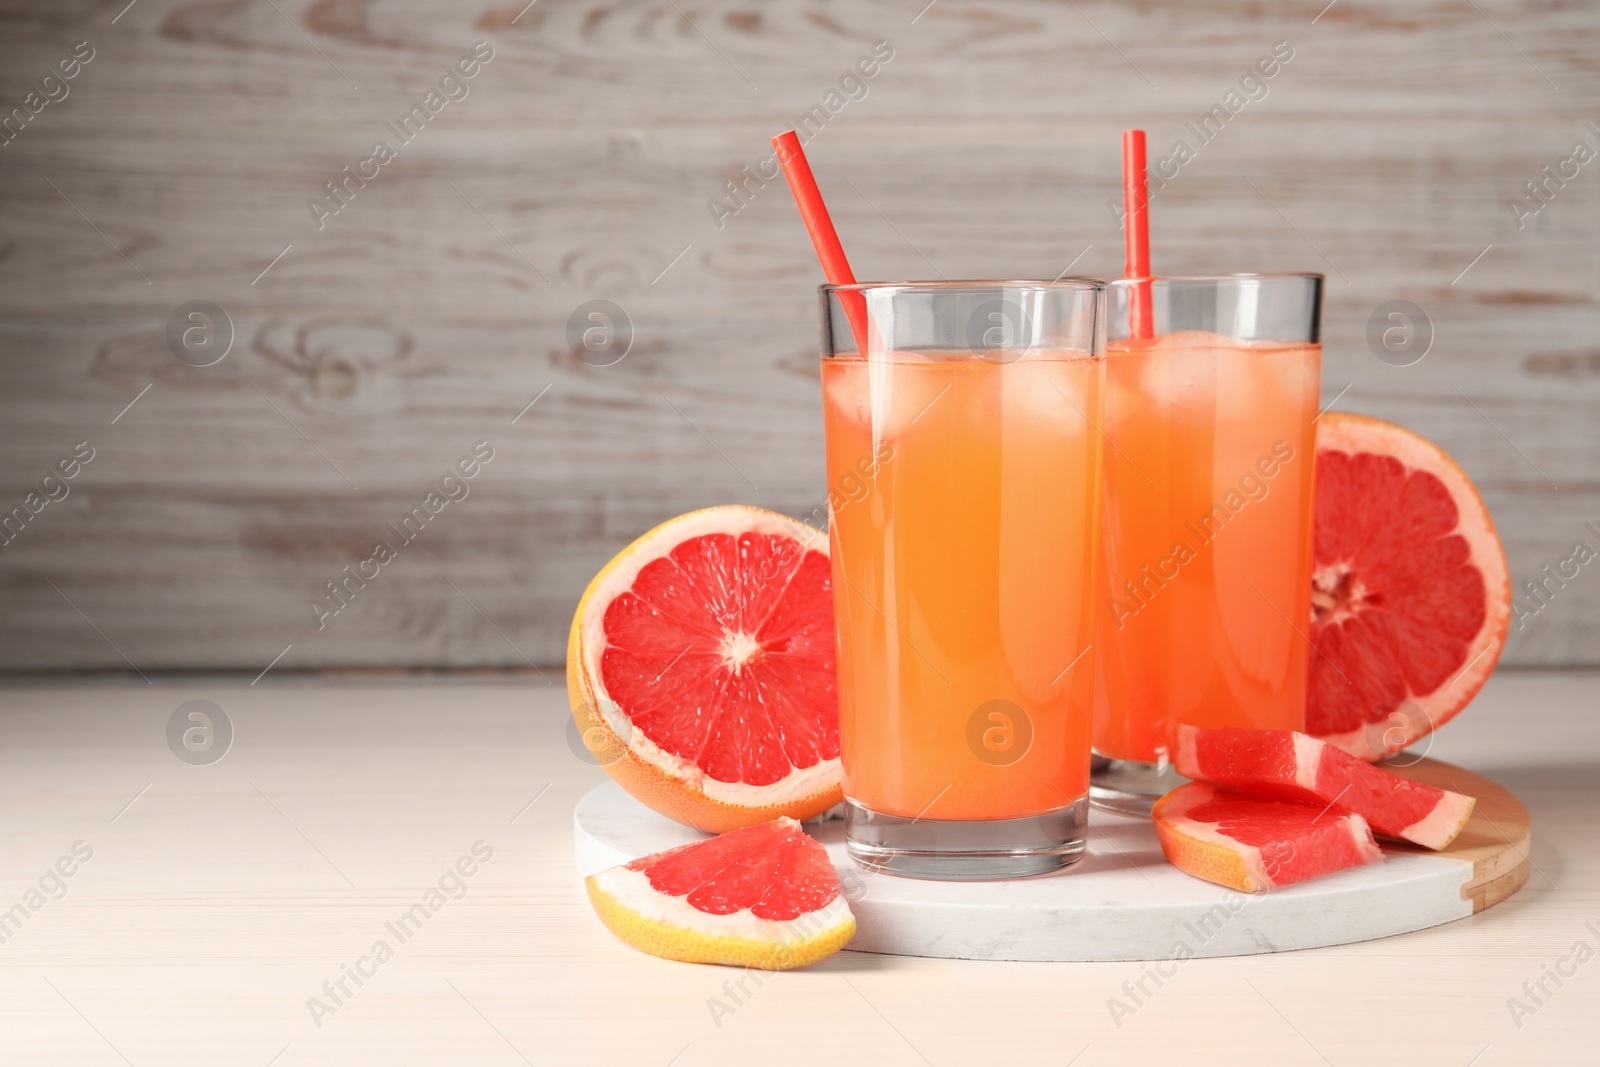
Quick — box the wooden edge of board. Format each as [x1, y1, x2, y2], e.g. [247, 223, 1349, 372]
[1466, 857, 1532, 912]
[1385, 756, 1532, 914]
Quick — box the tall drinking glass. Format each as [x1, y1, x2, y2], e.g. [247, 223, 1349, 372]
[1091, 274, 1323, 813]
[820, 280, 1106, 880]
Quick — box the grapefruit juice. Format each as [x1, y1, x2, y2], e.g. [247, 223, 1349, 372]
[1093, 315, 1321, 804]
[821, 351, 1103, 824]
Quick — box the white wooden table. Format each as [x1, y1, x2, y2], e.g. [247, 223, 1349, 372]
[1, 670, 1595, 1066]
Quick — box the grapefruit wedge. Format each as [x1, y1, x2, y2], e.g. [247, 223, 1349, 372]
[568, 506, 841, 833]
[1153, 782, 1382, 892]
[585, 817, 855, 969]
[1174, 725, 1476, 850]
[1309, 413, 1511, 760]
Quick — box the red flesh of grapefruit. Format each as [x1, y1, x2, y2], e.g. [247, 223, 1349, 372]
[1309, 413, 1510, 760]
[1153, 782, 1383, 892]
[1174, 725, 1476, 850]
[568, 506, 842, 832]
[585, 817, 855, 969]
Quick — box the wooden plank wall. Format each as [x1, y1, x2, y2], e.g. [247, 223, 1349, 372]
[0, 0, 1596, 672]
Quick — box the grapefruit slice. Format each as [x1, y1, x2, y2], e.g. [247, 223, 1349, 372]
[1152, 782, 1382, 892]
[1174, 725, 1476, 850]
[567, 505, 841, 833]
[585, 817, 855, 969]
[1309, 413, 1510, 760]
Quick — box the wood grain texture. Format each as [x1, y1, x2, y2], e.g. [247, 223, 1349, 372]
[0, 0, 1597, 669]
[1393, 757, 1531, 912]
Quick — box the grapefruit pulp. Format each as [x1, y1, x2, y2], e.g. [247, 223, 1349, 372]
[1309, 413, 1510, 760]
[567, 506, 841, 832]
[585, 817, 855, 969]
[1174, 725, 1476, 850]
[1153, 782, 1382, 892]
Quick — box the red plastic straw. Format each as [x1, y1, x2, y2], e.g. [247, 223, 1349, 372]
[771, 131, 870, 354]
[1122, 129, 1154, 340]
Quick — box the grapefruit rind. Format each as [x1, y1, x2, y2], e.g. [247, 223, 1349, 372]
[584, 868, 856, 970]
[568, 505, 843, 833]
[1312, 413, 1511, 761]
[1150, 810, 1258, 893]
[1393, 783, 1477, 851]
[1153, 782, 1383, 893]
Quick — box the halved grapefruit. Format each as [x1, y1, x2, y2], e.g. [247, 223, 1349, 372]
[1309, 413, 1511, 760]
[1153, 782, 1382, 892]
[1173, 725, 1476, 850]
[585, 817, 855, 969]
[567, 505, 841, 833]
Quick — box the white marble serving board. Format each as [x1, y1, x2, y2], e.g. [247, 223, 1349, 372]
[572, 780, 1486, 963]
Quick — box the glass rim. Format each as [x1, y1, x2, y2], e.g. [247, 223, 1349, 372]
[820, 277, 1106, 294]
[1107, 272, 1324, 284]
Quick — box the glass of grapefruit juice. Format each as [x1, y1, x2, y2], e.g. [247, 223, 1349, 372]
[820, 280, 1106, 880]
[1092, 274, 1323, 813]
